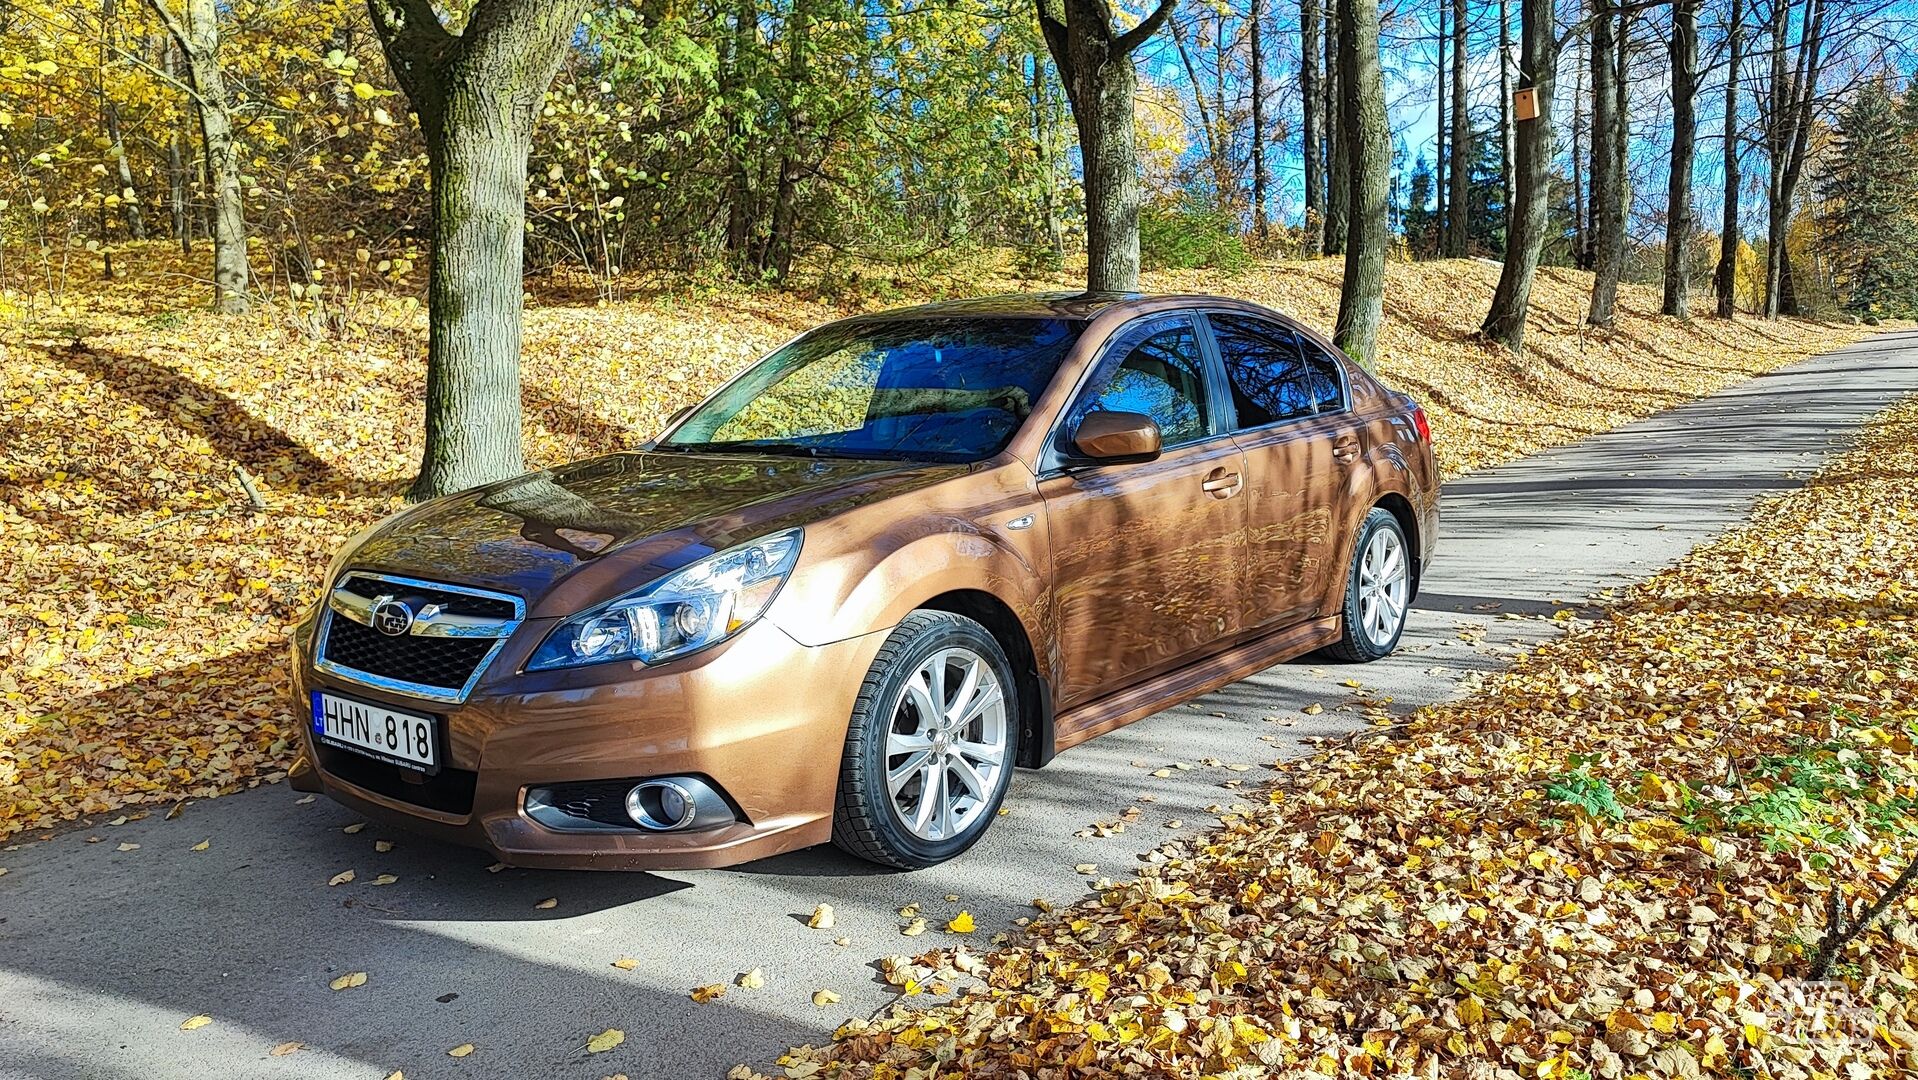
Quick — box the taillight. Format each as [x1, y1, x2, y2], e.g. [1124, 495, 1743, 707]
[1410, 404, 1432, 443]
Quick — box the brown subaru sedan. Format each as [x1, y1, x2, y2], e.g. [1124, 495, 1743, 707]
[288, 293, 1437, 869]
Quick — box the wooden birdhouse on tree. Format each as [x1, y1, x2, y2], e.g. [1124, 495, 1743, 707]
[1514, 88, 1539, 122]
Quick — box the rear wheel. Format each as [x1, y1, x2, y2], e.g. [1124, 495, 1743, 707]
[832, 611, 1019, 868]
[1323, 507, 1411, 662]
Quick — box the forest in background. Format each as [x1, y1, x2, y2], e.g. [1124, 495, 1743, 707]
[2, 0, 1916, 321]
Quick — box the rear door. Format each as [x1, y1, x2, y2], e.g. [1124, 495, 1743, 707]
[1200, 311, 1356, 632]
[1038, 313, 1249, 711]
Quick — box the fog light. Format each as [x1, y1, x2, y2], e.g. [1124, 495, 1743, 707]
[625, 777, 733, 831]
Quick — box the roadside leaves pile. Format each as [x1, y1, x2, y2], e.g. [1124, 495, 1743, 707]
[758, 397, 1918, 1079]
[0, 245, 1884, 838]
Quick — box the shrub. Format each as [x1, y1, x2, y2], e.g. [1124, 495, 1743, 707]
[1140, 202, 1250, 273]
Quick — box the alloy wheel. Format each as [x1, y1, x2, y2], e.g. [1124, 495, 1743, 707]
[1358, 527, 1409, 648]
[885, 646, 1008, 842]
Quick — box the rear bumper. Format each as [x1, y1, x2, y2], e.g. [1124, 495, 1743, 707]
[289, 614, 888, 870]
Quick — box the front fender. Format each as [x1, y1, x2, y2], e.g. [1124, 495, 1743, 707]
[764, 467, 1049, 651]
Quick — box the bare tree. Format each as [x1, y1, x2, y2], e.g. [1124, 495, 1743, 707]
[1322, 8, 1348, 252]
[1714, 0, 1745, 317]
[1435, 0, 1448, 246]
[146, 0, 247, 312]
[1762, 0, 1826, 317]
[1586, 0, 1629, 326]
[99, 0, 145, 243]
[1445, 0, 1470, 255]
[1250, 0, 1270, 240]
[1302, 0, 1324, 248]
[1170, 14, 1235, 214]
[365, 0, 593, 499]
[1481, 0, 1557, 352]
[1499, 0, 1515, 219]
[1663, 0, 1701, 316]
[1334, 0, 1389, 366]
[1037, 0, 1179, 291]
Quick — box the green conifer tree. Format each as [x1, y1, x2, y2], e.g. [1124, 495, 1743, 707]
[1819, 76, 1918, 318]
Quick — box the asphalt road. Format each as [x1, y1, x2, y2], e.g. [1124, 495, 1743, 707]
[5, 330, 1917, 1080]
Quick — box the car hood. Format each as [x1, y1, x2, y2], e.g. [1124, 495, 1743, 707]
[342, 451, 963, 618]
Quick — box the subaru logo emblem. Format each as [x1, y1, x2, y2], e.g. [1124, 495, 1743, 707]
[370, 596, 415, 637]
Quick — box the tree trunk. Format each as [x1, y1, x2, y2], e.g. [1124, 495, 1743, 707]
[184, 50, 247, 310]
[367, 0, 592, 499]
[723, 0, 757, 261]
[1570, 5, 1587, 267]
[1763, 0, 1824, 317]
[1481, 0, 1556, 352]
[1714, 0, 1743, 317]
[1434, 0, 1447, 249]
[1250, 0, 1269, 240]
[1034, 55, 1064, 256]
[104, 103, 146, 241]
[1586, 0, 1625, 326]
[1037, 0, 1177, 292]
[151, 0, 249, 311]
[416, 88, 535, 497]
[1322, 8, 1348, 254]
[100, 0, 146, 242]
[1301, 0, 1323, 248]
[1661, 0, 1699, 316]
[1334, 0, 1388, 369]
[161, 33, 190, 251]
[1498, 0, 1514, 230]
[762, 0, 813, 282]
[1445, 0, 1469, 256]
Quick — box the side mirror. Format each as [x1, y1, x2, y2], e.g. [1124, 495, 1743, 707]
[1071, 411, 1163, 463]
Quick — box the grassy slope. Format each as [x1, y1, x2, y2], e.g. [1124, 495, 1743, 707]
[0, 247, 1882, 836]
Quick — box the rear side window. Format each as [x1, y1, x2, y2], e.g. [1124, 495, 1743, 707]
[1071, 315, 1211, 447]
[1210, 313, 1344, 428]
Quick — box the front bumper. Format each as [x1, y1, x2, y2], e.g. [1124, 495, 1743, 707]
[289, 613, 887, 870]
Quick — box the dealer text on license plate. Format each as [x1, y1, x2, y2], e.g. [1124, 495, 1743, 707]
[313, 691, 438, 771]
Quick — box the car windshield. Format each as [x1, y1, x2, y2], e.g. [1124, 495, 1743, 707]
[661, 316, 1083, 463]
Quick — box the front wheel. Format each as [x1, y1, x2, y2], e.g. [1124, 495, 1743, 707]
[832, 611, 1019, 869]
[1323, 507, 1412, 662]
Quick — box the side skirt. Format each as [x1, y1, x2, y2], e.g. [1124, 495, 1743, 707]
[1051, 615, 1342, 754]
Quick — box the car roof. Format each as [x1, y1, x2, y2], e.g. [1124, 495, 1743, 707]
[847, 291, 1281, 322]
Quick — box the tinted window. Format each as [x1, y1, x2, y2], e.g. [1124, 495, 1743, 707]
[664, 317, 1081, 462]
[1072, 316, 1210, 446]
[1295, 337, 1346, 413]
[1211, 313, 1316, 427]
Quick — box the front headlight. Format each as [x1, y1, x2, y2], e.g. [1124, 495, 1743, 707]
[526, 528, 802, 671]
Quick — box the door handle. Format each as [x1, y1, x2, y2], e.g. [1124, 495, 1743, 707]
[1332, 436, 1360, 464]
[1201, 469, 1242, 495]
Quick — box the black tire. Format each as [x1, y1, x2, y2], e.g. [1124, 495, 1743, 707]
[1322, 507, 1412, 663]
[832, 611, 1020, 869]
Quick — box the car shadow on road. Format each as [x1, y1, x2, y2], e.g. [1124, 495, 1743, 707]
[0, 791, 828, 1080]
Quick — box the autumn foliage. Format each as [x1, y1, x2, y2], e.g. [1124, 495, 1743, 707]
[0, 245, 1877, 841]
[755, 381, 1918, 1079]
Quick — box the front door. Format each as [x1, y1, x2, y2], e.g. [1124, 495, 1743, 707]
[1202, 311, 1356, 631]
[1039, 314, 1248, 711]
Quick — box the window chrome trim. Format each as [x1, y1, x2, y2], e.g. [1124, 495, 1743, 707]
[314, 571, 526, 704]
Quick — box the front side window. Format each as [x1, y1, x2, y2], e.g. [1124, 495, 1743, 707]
[1210, 313, 1324, 428]
[1069, 316, 1211, 447]
[663, 316, 1082, 462]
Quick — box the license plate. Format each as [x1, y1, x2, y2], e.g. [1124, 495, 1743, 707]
[313, 691, 439, 772]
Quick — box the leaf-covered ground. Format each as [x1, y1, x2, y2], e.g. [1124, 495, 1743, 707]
[751, 394, 1918, 1078]
[0, 246, 1882, 841]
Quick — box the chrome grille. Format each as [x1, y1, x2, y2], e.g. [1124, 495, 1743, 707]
[316, 572, 524, 702]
